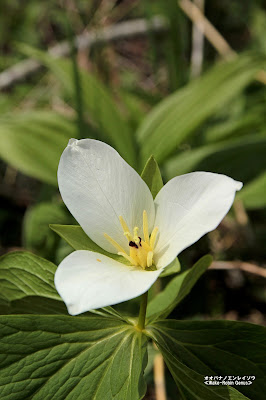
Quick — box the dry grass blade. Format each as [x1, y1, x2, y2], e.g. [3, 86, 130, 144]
[0, 17, 167, 91]
[179, 0, 266, 84]
[210, 261, 266, 278]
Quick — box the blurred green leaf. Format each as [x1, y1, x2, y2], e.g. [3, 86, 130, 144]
[23, 202, 69, 258]
[141, 155, 163, 198]
[0, 111, 76, 184]
[160, 257, 181, 277]
[0, 314, 147, 400]
[238, 171, 266, 209]
[50, 224, 129, 264]
[204, 107, 265, 143]
[21, 44, 137, 167]
[137, 54, 265, 164]
[147, 320, 266, 400]
[164, 134, 266, 188]
[146, 255, 212, 323]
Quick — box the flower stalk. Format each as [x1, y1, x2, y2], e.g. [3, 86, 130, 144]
[137, 291, 148, 330]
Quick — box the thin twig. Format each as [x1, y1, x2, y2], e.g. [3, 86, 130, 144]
[190, 0, 205, 78]
[179, 0, 266, 84]
[209, 261, 266, 278]
[0, 16, 167, 91]
[154, 352, 167, 400]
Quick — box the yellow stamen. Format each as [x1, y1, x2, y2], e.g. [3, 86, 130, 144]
[118, 252, 137, 265]
[133, 226, 139, 242]
[119, 216, 132, 240]
[124, 231, 132, 241]
[104, 210, 159, 270]
[150, 227, 159, 249]
[143, 210, 149, 245]
[104, 233, 125, 254]
[130, 247, 141, 266]
[147, 251, 153, 267]
[141, 241, 152, 252]
[136, 248, 147, 269]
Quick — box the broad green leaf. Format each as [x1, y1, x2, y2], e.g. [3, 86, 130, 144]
[165, 134, 266, 187]
[146, 319, 266, 400]
[160, 257, 181, 277]
[137, 54, 265, 164]
[0, 296, 67, 315]
[23, 202, 69, 257]
[237, 171, 266, 209]
[146, 255, 212, 322]
[0, 251, 60, 303]
[0, 111, 76, 184]
[141, 155, 163, 198]
[0, 314, 147, 400]
[50, 224, 130, 264]
[21, 45, 136, 167]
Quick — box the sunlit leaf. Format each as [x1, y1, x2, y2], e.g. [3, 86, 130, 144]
[0, 314, 147, 400]
[0, 111, 76, 184]
[137, 54, 265, 164]
[0, 251, 59, 303]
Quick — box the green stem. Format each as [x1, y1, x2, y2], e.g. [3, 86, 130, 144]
[137, 291, 148, 330]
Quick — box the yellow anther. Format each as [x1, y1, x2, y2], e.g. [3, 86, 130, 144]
[147, 251, 153, 267]
[118, 252, 137, 266]
[104, 233, 125, 254]
[150, 227, 159, 249]
[119, 216, 132, 240]
[143, 210, 149, 245]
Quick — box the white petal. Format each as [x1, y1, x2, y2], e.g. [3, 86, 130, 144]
[54, 250, 161, 315]
[58, 139, 154, 253]
[154, 172, 242, 268]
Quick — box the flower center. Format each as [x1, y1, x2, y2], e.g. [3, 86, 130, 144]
[104, 210, 158, 269]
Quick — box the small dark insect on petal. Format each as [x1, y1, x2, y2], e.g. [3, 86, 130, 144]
[129, 241, 138, 249]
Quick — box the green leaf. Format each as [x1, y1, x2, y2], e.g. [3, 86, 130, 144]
[21, 45, 136, 167]
[137, 54, 265, 164]
[147, 319, 266, 400]
[0, 296, 67, 315]
[165, 134, 266, 187]
[0, 252, 123, 321]
[146, 255, 212, 322]
[50, 224, 130, 264]
[0, 314, 147, 400]
[160, 257, 181, 277]
[237, 171, 266, 209]
[0, 111, 76, 184]
[23, 202, 69, 258]
[141, 155, 163, 198]
[0, 251, 60, 303]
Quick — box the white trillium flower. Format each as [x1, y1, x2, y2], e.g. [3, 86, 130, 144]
[55, 139, 242, 315]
